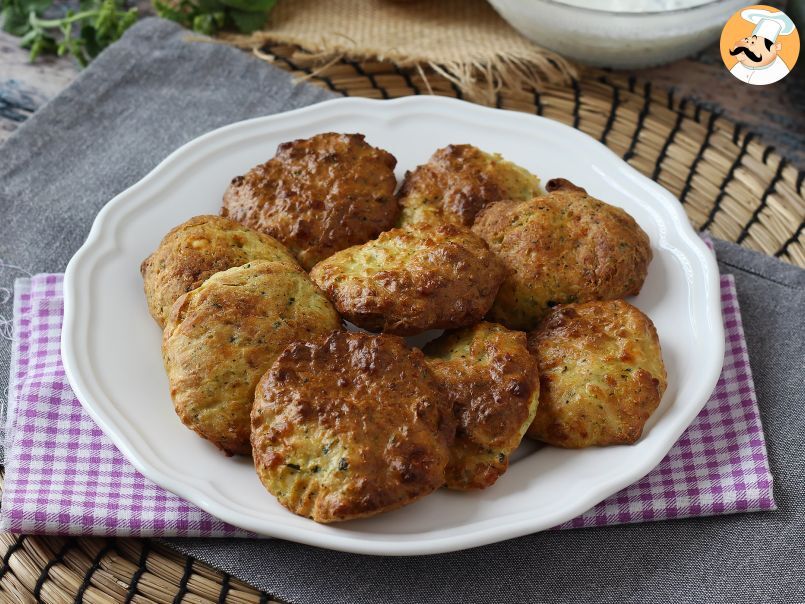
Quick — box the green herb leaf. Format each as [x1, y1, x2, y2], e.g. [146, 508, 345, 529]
[191, 12, 216, 34]
[228, 8, 266, 33]
[153, 0, 276, 36]
[1, 0, 137, 64]
[2, 4, 32, 36]
[219, 0, 274, 14]
[152, 0, 186, 24]
[2, 0, 276, 62]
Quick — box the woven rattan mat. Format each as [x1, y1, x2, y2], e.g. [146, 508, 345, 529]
[1, 50, 804, 604]
[253, 52, 803, 266]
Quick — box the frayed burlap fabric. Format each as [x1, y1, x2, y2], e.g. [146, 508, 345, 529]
[221, 0, 577, 102]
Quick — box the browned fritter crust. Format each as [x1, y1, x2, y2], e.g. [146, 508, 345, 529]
[397, 144, 541, 227]
[162, 261, 340, 456]
[544, 177, 585, 194]
[251, 332, 455, 523]
[221, 133, 399, 270]
[527, 300, 667, 448]
[140, 215, 298, 328]
[309, 222, 506, 335]
[472, 178, 652, 331]
[424, 322, 540, 490]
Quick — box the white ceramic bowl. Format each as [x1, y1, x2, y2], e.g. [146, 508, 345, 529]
[62, 96, 723, 555]
[489, 0, 745, 68]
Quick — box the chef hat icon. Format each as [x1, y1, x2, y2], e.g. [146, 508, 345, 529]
[741, 8, 796, 43]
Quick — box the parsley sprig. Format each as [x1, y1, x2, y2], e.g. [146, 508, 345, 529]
[1, 0, 138, 65]
[1, 0, 276, 65]
[154, 0, 276, 36]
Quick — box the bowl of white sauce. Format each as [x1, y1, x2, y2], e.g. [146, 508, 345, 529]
[488, 0, 746, 68]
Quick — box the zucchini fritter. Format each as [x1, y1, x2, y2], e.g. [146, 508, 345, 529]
[141, 215, 298, 328]
[162, 260, 340, 456]
[251, 332, 455, 523]
[221, 132, 399, 270]
[424, 322, 539, 490]
[527, 300, 667, 448]
[397, 144, 541, 227]
[472, 178, 652, 331]
[309, 222, 506, 335]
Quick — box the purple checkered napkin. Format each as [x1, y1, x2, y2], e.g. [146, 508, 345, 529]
[3, 275, 246, 538]
[1, 272, 774, 537]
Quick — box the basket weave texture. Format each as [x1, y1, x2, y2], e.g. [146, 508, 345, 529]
[1, 47, 804, 604]
[255, 48, 804, 266]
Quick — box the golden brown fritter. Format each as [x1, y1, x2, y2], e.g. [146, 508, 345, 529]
[472, 178, 652, 331]
[251, 331, 455, 523]
[310, 222, 506, 335]
[162, 261, 340, 456]
[424, 322, 539, 490]
[527, 300, 667, 448]
[221, 133, 399, 270]
[397, 144, 541, 227]
[141, 215, 298, 328]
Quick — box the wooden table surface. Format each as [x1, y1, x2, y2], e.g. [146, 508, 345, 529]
[1, 27, 803, 167]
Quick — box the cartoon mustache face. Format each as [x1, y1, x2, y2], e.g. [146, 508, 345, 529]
[730, 46, 763, 62]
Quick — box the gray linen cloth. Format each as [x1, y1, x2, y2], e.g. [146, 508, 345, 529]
[0, 18, 335, 450]
[1, 18, 803, 604]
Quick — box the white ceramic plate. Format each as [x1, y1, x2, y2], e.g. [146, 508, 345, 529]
[62, 96, 724, 556]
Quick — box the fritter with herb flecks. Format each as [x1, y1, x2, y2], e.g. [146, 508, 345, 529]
[141, 215, 298, 328]
[251, 332, 455, 522]
[310, 222, 505, 335]
[527, 300, 667, 448]
[222, 133, 399, 270]
[473, 178, 652, 331]
[162, 261, 340, 456]
[397, 144, 541, 228]
[424, 322, 539, 490]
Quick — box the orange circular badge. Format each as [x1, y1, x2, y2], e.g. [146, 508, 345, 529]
[720, 5, 799, 85]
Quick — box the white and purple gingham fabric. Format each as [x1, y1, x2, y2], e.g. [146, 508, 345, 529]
[3, 275, 247, 537]
[1, 270, 775, 537]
